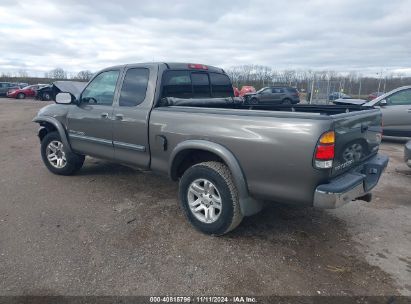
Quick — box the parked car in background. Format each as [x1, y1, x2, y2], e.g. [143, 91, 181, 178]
[36, 84, 54, 101]
[36, 81, 87, 101]
[363, 86, 411, 137]
[244, 86, 300, 105]
[329, 92, 352, 101]
[7, 84, 48, 99]
[0, 82, 20, 96]
[368, 92, 385, 101]
[405, 141, 411, 168]
[17, 83, 29, 88]
[239, 85, 256, 96]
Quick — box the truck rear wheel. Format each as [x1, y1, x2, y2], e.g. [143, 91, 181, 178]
[41, 131, 84, 175]
[179, 161, 243, 235]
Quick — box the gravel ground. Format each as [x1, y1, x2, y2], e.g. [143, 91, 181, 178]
[0, 98, 410, 296]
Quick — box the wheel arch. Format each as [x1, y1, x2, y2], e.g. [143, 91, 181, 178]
[33, 116, 72, 153]
[169, 140, 262, 216]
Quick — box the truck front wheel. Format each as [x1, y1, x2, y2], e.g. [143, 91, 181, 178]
[40, 131, 85, 175]
[179, 161, 243, 235]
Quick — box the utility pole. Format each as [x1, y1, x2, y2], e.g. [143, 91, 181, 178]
[358, 77, 362, 98]
[326, 75, 330, 104]
[377, 70, 382, 92]
[310, 76, 315, 104]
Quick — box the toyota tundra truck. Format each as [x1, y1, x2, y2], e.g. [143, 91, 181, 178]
[33, 62, 389, 235]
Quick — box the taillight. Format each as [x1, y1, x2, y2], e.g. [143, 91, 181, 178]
[314, 131, 335, 169]
[188, 63, 208, 70]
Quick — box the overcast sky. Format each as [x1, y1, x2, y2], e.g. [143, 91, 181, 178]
[1, 0, 410, 76]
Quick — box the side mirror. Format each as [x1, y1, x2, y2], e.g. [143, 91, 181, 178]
[379, 99, 387, 106]
[55, 92, 73, 104]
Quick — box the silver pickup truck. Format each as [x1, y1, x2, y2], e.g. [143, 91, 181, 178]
[33, 62, 389, 235]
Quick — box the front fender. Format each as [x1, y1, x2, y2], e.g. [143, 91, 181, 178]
[32, 116, 72, 153]
[169, 140, 262, 216]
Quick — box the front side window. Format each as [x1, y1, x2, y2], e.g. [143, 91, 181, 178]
[210, 73, 233, 98]
[162, 71, 192, 99]
[119, 68, 149, 107]
[387, 89, 411, 105]
[81, 70, 120, 105]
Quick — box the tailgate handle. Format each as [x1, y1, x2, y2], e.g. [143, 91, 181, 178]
[361, 124, 369, 133]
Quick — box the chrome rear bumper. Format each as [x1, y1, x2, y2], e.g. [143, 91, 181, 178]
[313, 154, 389, 209]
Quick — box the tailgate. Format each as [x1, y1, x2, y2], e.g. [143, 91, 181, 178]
[331, 109, 382, 176]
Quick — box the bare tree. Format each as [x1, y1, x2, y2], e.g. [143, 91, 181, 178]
[47, 68, 67, 80]
[74, 70, 94, 81]
[18, 69, 28, 78]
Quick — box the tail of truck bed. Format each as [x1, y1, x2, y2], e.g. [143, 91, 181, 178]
[331, 110, 382, 176]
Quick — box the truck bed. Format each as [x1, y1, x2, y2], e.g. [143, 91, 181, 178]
[158, 97, 373, 116]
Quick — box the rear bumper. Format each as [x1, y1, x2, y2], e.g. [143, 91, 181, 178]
[313, 154, 389, 209]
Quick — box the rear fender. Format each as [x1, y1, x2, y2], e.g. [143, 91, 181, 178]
[169, 140, 262, 216]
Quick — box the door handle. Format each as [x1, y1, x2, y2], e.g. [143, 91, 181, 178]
[115, 114, 124, 120]
[407, 109, 411, 113]
[101, 113, 109, 119]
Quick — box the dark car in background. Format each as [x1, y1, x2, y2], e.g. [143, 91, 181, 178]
[0, 82, 20, 96]
[36, 84, 55, 101]
[244, 86, 300, 105]
[36, 81, 87, 101]
[329, 92, 351, 101]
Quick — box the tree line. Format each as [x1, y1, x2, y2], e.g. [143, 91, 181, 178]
[0, 68, 94, 84]
[227, 65, 411, 97]
[1, 65, 410, 97]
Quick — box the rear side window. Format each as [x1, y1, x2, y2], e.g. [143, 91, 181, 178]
[210, 73, 233, 97]
[119, 68, 149, 107]
[162, 71, 192, 99]
[192, 73, 210, 98]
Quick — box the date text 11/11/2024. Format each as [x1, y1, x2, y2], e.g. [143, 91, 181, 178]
[149, 296, 257, 303]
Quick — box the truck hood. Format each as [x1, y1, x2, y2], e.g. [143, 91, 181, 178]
[53, 81, 87, 99]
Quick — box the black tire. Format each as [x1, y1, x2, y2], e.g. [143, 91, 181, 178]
[179, 161, 243, 235]
[250, 97, 258, 105]
[17, 93, 25, 99]
[282, 98, 292, 105]
[42, 92, 51, 101]
[41, 131, 84, 175]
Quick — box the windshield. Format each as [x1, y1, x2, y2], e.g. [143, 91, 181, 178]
[363, 87, 410, 106]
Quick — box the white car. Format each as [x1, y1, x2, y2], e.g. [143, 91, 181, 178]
[364, 86, 411, 137]
[334, 86, 411, 137]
